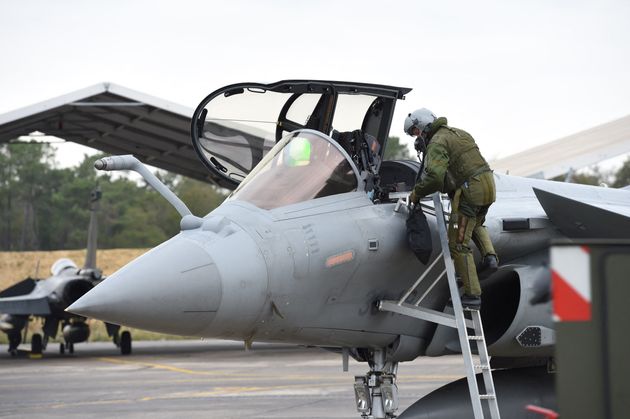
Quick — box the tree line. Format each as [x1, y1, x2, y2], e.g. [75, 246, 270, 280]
[0, 137, 412, 251]
[552, 163, 630, 187]
[1, 139, 628, 251]
[0, 142, 227, 251]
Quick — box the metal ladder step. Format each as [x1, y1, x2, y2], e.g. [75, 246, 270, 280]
[427, 194, 500, 419]
[378, 193, 500, 419]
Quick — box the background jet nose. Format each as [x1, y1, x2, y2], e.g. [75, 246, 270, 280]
[68, 234, 222, 335]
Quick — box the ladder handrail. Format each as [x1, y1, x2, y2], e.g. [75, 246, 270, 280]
[431, 194, 487, 419]
[432, 193, 500, 419]
[413, 270, 446, 306]
[394, 198, 449, 306]
[397, 251, 444, 305]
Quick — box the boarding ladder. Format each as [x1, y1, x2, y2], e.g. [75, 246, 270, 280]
[379, 193, 500, 419]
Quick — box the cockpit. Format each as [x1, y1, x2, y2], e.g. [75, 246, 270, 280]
[230, 130, 359, 210]
[191, 80, 419, 209]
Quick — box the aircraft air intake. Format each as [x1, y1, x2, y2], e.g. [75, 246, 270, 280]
[60, 279, 94, 309]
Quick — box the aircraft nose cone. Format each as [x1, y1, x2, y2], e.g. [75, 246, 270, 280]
[68, 234, 222, 335]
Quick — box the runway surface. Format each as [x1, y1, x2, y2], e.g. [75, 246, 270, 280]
[0, 340, 466, 418]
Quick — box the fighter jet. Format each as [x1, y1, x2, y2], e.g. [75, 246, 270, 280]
[0, 188, 132, 356]
[68, 80, 630, 418]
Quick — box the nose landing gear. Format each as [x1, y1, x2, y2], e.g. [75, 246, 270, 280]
[353, 348, 399, 419]
[59, 341, 74, 354]
[119, 330, 132, 355]
[107, 323, 132, 355]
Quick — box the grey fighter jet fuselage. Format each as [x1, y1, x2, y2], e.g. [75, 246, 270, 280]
[0, 188, 132, 356]
[69, 80, 630, 418]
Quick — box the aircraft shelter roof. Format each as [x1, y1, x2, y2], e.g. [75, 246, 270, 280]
[1, 82, 629, 183]
[0, 82, 223, 185]
[491, 114, 630, 179]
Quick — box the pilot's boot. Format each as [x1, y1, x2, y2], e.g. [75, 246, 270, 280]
[451, 243, 482, 309]
[453, 254, 482, 308]
[472, 224, 498, 279]
[478, 254, 499, 279]
[461, 294, 481, 309]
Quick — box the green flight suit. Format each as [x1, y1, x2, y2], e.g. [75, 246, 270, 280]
[411, 117, 496, 296]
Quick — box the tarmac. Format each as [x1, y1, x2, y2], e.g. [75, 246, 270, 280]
[0, 340, 466, 419]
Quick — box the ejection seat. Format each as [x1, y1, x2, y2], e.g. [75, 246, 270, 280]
[332, 129, 421, 202]
[331, 129, 383, 195]
[378, 160, 421, 196]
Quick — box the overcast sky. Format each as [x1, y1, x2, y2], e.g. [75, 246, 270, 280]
[1, 0, 629, 168]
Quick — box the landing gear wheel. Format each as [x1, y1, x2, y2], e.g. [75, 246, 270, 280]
[8, 332, 21, 355]
[31, 333, 43, 354]
[120, 331, 132, 355]
[353, 348, 399, 418]
[59, 343, 65, 355]
[68, 342, 74, 354]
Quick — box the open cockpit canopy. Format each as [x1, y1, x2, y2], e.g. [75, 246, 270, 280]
[191, 80, 411, 190]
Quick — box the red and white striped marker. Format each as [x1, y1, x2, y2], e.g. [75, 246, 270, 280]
[551, 245, 591, 322]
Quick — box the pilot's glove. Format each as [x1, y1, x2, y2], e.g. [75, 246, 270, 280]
[409, 190, 419, 205]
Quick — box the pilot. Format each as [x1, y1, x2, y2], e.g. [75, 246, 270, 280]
[404, 108, 498, 308]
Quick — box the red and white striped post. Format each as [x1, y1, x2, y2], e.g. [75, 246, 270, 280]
[551, 245, 591, 322]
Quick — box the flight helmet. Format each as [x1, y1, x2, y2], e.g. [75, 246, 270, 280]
[404, 108, 437, 137]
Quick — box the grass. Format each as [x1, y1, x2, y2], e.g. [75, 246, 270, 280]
[0, 248, 147, 287]
[0, 249, 192, 343]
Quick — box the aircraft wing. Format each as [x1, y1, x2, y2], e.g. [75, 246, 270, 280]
[533, 187, 630, 239]
[0, 277, 52, 315]
[0, 295, 51, 315]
